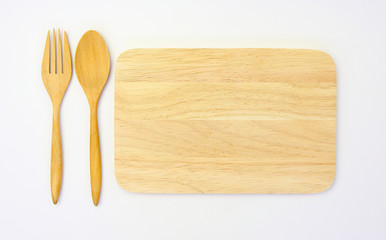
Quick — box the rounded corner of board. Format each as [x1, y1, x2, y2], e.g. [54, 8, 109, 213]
[116, 49, 130, 62]
[114, 172, 149, 194]
[114, 163, 128, 192]
[114, 177, 126, 191]
[314, 171, 336, 194]
[116, 48, 143, 62]
[314, 50, 336, 69]
[114, 176, 140, 193]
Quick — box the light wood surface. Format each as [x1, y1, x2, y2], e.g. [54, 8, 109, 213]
[115, 48, 336, 193]
[41, 29, 72, 203]
[75, 30, 110, 205]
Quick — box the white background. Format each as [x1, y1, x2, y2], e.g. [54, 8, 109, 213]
[1, 0, 386, 239]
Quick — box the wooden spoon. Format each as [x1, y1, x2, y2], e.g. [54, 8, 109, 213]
[75, 30, 110, 206]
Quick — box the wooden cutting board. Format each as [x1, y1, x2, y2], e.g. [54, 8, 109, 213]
[115, 49, 336, 193]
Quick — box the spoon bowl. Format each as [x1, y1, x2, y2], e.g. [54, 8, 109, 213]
[75, 30, 110, 104]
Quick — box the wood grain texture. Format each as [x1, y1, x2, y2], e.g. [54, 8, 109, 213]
[115, 48, 336, 193]
[75, 30, 110, 205]
[41, 29, 72, 204]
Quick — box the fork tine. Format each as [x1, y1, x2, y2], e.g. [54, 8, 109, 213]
[41, 31, 50, 74]
[51, 28, 56, 74]
[63, 31, 72, 74]
[57, 29, 63, 74]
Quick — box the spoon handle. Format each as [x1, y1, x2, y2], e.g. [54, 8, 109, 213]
[90, 103, 101, 206]
[51, 106, 62, 204]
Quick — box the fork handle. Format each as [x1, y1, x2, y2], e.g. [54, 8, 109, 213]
[90, 103, 101, 206]
[51, 106, 62, 204]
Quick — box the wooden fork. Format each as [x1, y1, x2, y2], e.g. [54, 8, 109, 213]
[41, 29, 72, 204]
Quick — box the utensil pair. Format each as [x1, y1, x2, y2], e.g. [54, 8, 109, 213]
[41, 29, 110, 206]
